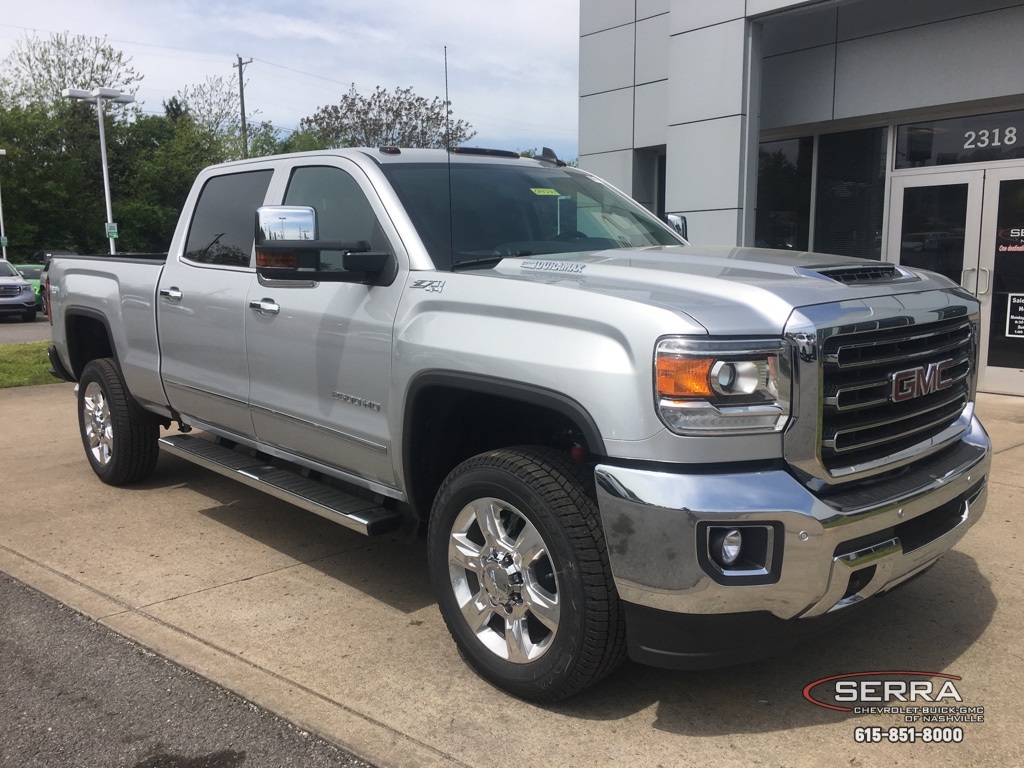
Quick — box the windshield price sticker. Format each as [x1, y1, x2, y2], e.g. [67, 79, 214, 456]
[530, 188, 561, 196]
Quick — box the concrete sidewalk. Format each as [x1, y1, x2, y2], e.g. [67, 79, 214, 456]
[1, 383, 1022, 768]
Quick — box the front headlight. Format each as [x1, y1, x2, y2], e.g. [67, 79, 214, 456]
[654, 337, 791, 435]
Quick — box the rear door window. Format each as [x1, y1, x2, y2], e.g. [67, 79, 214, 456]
[184, 170, 273, 267]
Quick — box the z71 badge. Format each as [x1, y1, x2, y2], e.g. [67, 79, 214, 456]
[411, 279, 446, 293]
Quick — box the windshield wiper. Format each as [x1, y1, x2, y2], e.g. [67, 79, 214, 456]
[451, 251, 532, 271]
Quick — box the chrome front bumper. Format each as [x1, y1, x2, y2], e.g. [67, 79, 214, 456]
[594, 415, 990, 622]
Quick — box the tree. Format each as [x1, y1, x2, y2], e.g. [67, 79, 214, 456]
[174, 74, 266, 161]
[299, 84, 475, 149]
[0, 32, 142, 112]
[0, 102, 105, 257]
[175, 75, 240, 137]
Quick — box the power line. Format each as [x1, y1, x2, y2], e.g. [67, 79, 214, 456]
[0, 23, 579, 142]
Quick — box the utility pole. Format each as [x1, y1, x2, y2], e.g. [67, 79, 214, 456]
[234, 55, 253, 158]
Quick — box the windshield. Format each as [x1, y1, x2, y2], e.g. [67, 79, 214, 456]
[16, 266, 42, 280]
[380, 162, 684, 270]
[0, 262, 18, 278]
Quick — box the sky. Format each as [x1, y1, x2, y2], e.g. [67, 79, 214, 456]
[0, 0, 582, 160]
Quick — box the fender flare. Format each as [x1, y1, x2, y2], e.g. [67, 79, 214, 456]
[402, 370, 607, 511]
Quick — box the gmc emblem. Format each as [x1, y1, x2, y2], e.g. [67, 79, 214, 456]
[890, 359, 955, 402]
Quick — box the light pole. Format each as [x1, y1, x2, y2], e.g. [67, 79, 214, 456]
[0, 148, 7, 260]
[62, 87, 135, 255]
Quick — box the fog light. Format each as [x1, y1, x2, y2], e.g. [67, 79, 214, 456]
[720, 529, 743, 565]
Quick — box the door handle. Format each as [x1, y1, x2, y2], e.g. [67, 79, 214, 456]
[978, 268, 992, 295]
[159, 287, 183, 302]
[249, 298, 280, 315]
[960, 267, 977, 292]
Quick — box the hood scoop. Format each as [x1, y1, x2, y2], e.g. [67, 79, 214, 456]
[811, 263, 911, 285]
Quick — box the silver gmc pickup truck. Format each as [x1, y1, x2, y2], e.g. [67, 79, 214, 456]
[47, 147, 992, 702]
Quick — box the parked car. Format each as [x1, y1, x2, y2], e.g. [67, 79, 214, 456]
[0, 259, 37, 321]
[38, 262, 51, 314]
[33, 249, 78, 267]
[14, 263, 45, 309]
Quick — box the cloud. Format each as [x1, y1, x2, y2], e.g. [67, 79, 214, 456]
[0, 0, 582, 156]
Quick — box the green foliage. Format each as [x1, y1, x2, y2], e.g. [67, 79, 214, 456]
[0, 342, 58, 388]
[0, 102, 227, 257]
[0, 102, 104, 257]
[0, 33, 511, 260]
[299, 84, 476, 149]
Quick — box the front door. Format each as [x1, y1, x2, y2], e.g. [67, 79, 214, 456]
[978, 168, 1024, 394]
[888, 168, 1024, 395]
[245, 160, 406, 490]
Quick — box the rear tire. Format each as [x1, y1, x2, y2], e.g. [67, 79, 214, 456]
[428, 447, 625, 702]
[77, 358, 160, 485]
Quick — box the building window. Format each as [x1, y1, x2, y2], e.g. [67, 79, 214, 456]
[755, 137, 812, 251]
[814, 127, 887, 260]
[896, 110, 1024, 169]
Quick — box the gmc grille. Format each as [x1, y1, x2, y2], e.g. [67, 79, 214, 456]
[820, 316, 973, 472]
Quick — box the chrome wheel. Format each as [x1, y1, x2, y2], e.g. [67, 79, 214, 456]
[448, 496, 560, 663]
[429, 448, 625, 701]
[82, 381, 114, 467]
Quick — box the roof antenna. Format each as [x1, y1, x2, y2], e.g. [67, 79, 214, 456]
[445, 46, 454, 267]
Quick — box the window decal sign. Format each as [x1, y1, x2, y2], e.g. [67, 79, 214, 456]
[1007, 294, 1024, 338]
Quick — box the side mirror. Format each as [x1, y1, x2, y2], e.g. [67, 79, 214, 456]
[254, 205, 396, 284]
[664, 213, 688, 241]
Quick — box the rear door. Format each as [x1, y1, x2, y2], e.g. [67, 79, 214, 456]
[158, 168, 274, 438]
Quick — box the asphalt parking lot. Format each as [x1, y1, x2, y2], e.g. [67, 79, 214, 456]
[1, 572, 370, 768]
[1, 383, 1022, 767]
[0, 312, 51, 345]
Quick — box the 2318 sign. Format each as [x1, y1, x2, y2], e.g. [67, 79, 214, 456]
[964, 127, 1018, 149]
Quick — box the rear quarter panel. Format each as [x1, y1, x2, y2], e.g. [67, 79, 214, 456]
[51, 256, 168, 413]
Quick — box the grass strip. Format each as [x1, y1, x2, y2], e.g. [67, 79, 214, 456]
[0, 341, 60, 388]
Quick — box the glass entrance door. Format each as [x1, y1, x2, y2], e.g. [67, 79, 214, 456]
[978, 168, 1024, 395]
[888, 168, 1024, 395]
[888, 170, 984, 288]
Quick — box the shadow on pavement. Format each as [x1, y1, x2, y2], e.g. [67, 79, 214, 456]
[122, 452, 435, 615]
[117, 448, 995, 731]
[550, 549, 994, 735]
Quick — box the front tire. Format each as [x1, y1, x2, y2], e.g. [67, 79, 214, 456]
[77, 358, 159, 485]
[428, 447, 625, 702]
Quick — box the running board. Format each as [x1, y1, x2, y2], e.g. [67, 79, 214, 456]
[158, 434, 401, 536]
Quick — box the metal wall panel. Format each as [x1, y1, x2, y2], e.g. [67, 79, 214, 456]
[580, 24, 635, 96]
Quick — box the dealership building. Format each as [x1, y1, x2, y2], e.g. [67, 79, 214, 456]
[578, 0, 1024, 395]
